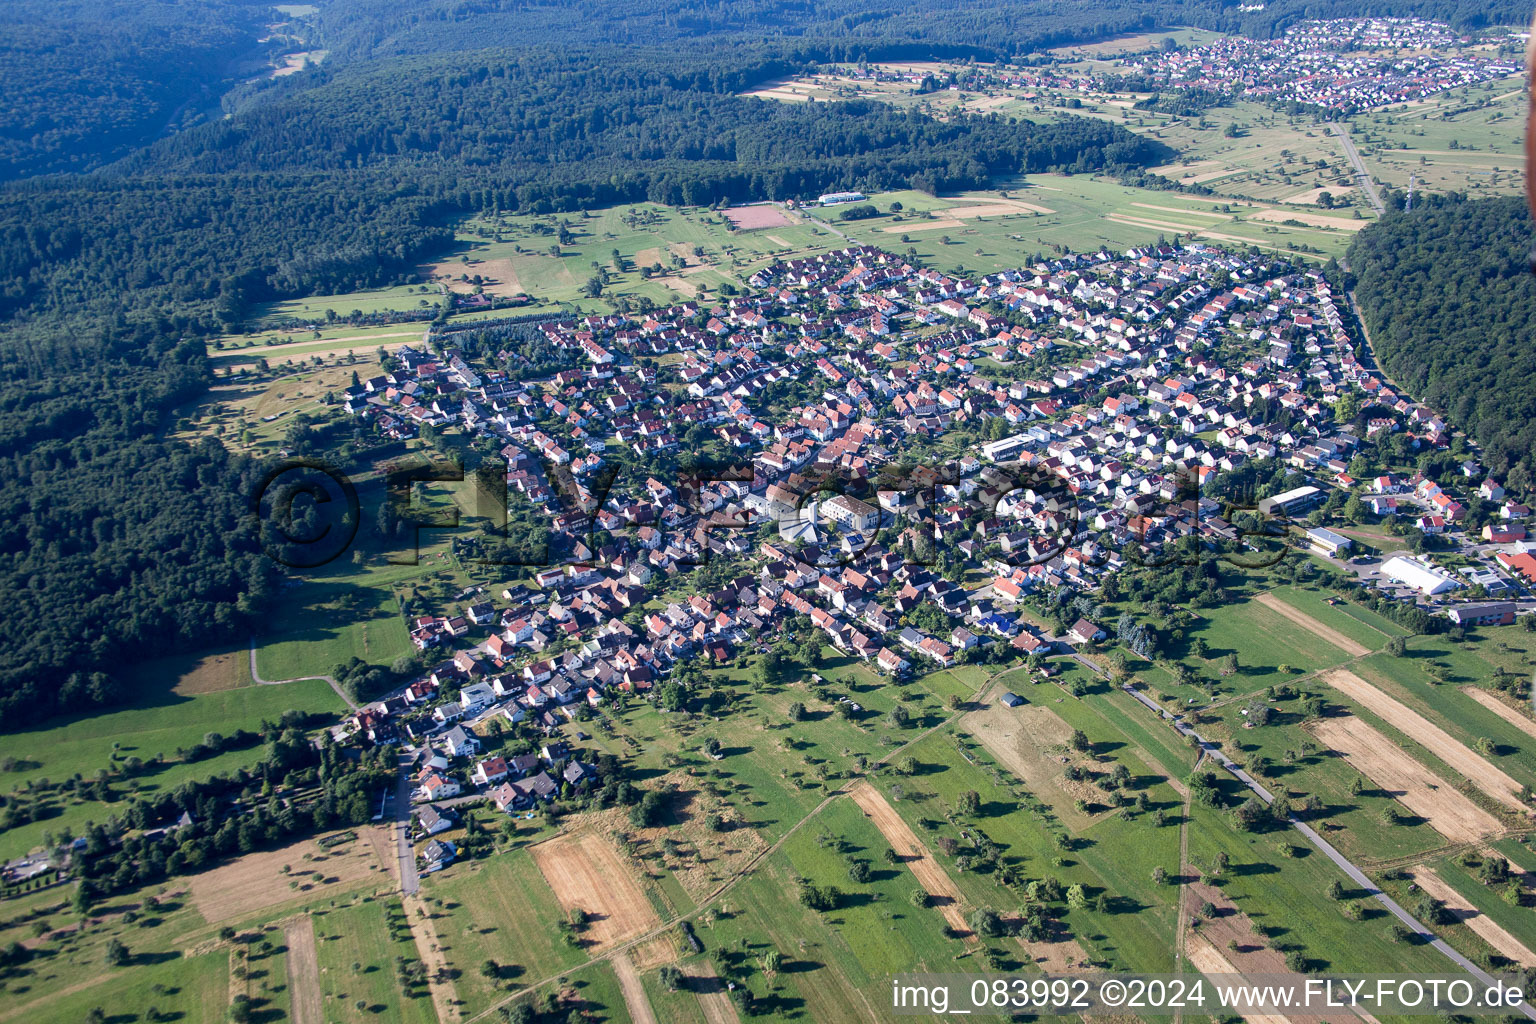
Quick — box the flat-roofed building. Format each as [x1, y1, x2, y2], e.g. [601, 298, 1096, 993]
[1446, 601, 1516, 627]
[1381, 554, 1460, 596]
[1305, 526, 1352, 557]
[1258, 485, 1323, 518]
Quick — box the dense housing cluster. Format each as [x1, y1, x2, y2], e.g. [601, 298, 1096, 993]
[1122, 18, 1521, 113]
[332, 238, 1533, 836]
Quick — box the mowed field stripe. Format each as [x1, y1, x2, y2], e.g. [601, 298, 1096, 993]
[848, 780, 977, 943]
[1460, 686, 1536, 742]
[1185, 937, 1295, 1024]
[1254, 592, 1369, 656]
[1321, 669, 1530, 816]
[1413, 866, 1536, 967]
[611, 952, 660, 1024]
[1130, 202, 1232, 219]
[1309, 714, 1502, 841]
[283, 915, 323, 1024]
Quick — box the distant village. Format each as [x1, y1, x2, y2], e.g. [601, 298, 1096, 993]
[1121, 18, 1522, 113]
[334, 239, 1533, 871]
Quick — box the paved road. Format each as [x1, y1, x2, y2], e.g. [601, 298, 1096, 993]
[1122, 684, 1536, 1018]
[1331, 123, 1385, 215]
[389, 756, 421, 895]
[248, 637, 360, 711]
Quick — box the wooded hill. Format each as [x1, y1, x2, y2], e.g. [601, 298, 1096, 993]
[1348, 194, 1536, 490]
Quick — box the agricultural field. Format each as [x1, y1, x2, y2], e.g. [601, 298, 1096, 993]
[1349, 75, 1527, 195]
[310, 897, 439, 1024]
[173, 359, 389, 452]
[438, 202, 835, 311]
[419, 848, 590, 1013]
[814, 176, 1366, 266]
[0, 674, 343, 862]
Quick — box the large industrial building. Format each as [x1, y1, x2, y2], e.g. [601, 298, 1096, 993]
[1380, 554, 1460, 596]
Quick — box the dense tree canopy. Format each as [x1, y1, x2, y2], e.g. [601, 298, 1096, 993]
[1348, 194, 1536, 487]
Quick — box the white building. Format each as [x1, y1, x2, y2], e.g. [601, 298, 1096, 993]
[1381, 555, 1460, 596]
[821, 494, 880, 533]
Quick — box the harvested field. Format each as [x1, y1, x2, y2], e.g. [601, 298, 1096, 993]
[743, 87, 812, 101]
[946, 200, 1055, 217]
[629, 933, 682, 970]
[1279, 187, 1335, 206]
[189, 831, 387, 924]
[848, 781, 974, 942]
[1185, 891, 1334, 1024]
[610, 774, 769, 902]
[126, 645, 249, 696]
[651, 274, 698, 297]
[1183, 879, 1367, 1024]
[683, 960, 744, 1024]
[403, 892, 460, 1022]
[1152, 159, 1221, 178]
[882, 218, 963, 233]
[1131, 202, 1231, 219]
[530, 831, 662, 949]
[1255, 592, 1370, 656]
[1309, 715, 1502, 840]
[1321, 669, 1529, 815]
[425, 257, 524, 297]
[964, 699, 1102, 830]
[1413, 866, 1536, 967]
[1104, 213, 1206, 234]
[1186, 937, 1293, 1024]
[284, 915, 322, 1024]
[612, 952, 660, 1024]
[1246, 209, 1366, 231]
[1461, 686, 1536, 742]
[722, 205, 793, 230]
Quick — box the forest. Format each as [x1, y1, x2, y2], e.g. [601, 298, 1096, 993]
[1348, 194, 1536, 491]
[0, 329, 281, 730]
[308, 0, 1529, 65]
[0, 0, 275, 180]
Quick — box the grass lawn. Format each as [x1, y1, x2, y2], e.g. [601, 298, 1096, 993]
[887, 728, 1181, 974]
[422, 849, 588, 1012]
[0, 677, 343, 862]
[312, 897, 438, 1024]
[638, 959, 710, 1024]
[1184, 802, 1450, 976]
[255, 576, 415, 681]
[563, 959, 635, 1023]
[1424, 850, 1536, 958]
[1175, 596, 1355, 677]
[1193, 695, 1447, 864]
[818, 175, 1361, 268]
[777, 797, 972, 976]
[1353, 74, 1526, 196]
[1262, 584, 1407, 651]
[34, 949, 231, 1024]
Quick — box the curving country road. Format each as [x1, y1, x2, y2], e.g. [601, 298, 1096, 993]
[1121, 684, 1536, 1019]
